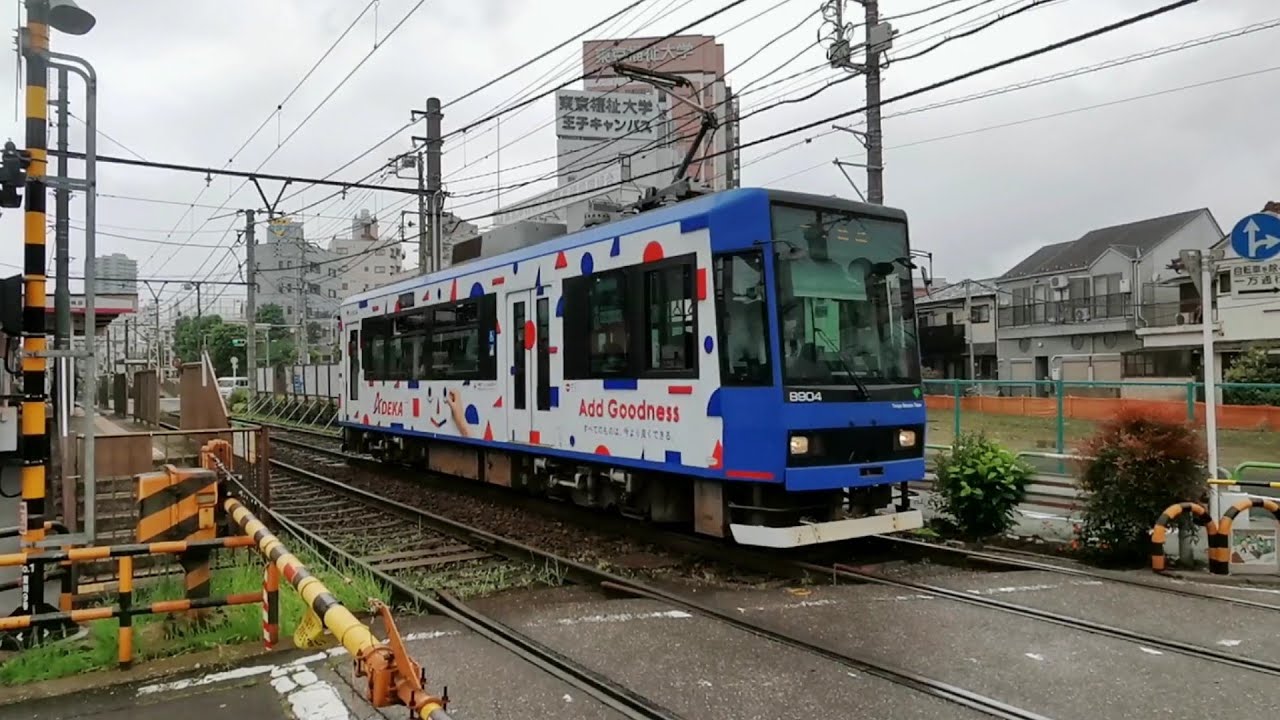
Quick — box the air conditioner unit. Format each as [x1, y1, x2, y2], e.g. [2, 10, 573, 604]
[1175, 311, 1198, 325]
[1073, 308, 1091, 322]
[1050, 275, 1070, 290]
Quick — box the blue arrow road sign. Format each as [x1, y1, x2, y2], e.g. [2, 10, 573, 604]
[1230, 213, 1280, 261]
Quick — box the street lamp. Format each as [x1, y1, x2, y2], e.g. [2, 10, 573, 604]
[47, 0, 96, 35]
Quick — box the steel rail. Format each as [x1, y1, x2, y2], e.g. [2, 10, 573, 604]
[251, 466, 680, 720]
[263, 458, 1051, 720]
[866, 534, 1280, 613]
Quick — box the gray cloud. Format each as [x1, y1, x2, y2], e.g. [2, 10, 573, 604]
[0, 0, 1270, 313]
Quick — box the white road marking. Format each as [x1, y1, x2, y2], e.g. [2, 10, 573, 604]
[544, 609, 693, 626]
[137, 665, 276, 695]
[287, 680, 351, 720]
[966, 580, 1104, 596]
[1024, 653, 1044, 661]
[563, 693, 574, 703]
[1217, 639, 1243, 647]
[1139, 647, 1164, 656]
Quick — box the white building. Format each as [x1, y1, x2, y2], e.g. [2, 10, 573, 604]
[1134, 204, 1280, 397]
[252, 217, 343, 322]
[327, 209, 405, 295]
[95, 253, 137, 295]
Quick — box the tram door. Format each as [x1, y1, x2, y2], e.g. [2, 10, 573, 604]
[505, 290, 552, 446]
[347, 329, 360, 402]
[506, 292, 533, 443]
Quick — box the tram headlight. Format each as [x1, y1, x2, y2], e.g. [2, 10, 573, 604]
[789, 435, 810, 455]
[897, 429, 918, 449]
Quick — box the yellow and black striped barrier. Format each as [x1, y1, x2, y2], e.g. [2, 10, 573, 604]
[136, 465, 220, 619]
[1208, 478, 1280, 490]
[0, 534, 263, 667]
[1151, 502, 1224, 574]
[223, 497, 452, 720]
[1218, 497, 1280, 572]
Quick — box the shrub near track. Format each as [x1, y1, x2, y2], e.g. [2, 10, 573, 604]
[1076, 409, 1208, 566]
[931, 433, 1032, 540]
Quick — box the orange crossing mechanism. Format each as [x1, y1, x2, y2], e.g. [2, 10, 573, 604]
[223, 497, 453, 720]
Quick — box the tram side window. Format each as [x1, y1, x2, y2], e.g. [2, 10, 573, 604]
[644, 260, 696, 376]
[714, 252, 772, 385]
[359, 295, 496, 382]
[563, 270, 631, 379]
[563, 254, 700, 380]
[362, 317, 390, 380]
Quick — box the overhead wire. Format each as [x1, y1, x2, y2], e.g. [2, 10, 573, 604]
[449, 0, 1206, 225]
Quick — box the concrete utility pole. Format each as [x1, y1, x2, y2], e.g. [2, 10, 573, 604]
[862, 0, 883, 204]
[823, 0, 893, 204]
[296, 230, 306, 362]
[964, 279, 975, 381]
[411, 98, 443, 273]
[245, 210, 257, 396]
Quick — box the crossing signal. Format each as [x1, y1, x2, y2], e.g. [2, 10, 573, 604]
[0, 140, 32, 209]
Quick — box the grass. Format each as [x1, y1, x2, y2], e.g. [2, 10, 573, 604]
[925, 409, 1279, 473]
[0, 542, 390, 687]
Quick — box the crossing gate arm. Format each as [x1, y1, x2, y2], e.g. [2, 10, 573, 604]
[222, 497, 452, 719]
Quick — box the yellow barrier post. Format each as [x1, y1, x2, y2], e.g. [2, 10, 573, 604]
[223, 497, 452, 719]
[1217, 497, 1280, 574]
[1151, 502, 1223, 573]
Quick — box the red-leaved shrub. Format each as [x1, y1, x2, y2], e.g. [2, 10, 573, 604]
[1076, 409, 1208, 565]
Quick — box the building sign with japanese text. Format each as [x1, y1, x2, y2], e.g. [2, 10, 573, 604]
[593, 41, 697, 67]
[555, 88, 663, 142]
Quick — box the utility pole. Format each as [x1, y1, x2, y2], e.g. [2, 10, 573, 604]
[964, 280, 976, 382]
[296, 230, 307, 363]
[411, 97, 443, 273]
[862, 0, 883, 204]
[822, 0, 893, 204]
[245, 210, 256, 396]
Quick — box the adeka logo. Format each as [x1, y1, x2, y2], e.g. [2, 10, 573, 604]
[372, 393, 405, 417]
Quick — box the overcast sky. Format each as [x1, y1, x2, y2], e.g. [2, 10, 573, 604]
[0, 0, 1273, 315]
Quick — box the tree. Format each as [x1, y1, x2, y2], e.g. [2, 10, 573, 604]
[255, 304, 296, 367]
[1223, 346, 1280, 406]
[172, 314, 226, 364]
[207, 322, 247, 377]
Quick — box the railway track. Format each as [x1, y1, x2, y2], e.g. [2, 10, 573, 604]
[253, 419, 1280, 684]
[243, 436, 1048, 719]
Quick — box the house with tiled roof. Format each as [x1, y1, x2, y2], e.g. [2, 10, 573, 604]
[994, 207, 1224, 394]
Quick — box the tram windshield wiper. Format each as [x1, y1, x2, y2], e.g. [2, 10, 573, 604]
[812, 326, 870, 400]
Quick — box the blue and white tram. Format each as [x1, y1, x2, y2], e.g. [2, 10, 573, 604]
[338, 187, 926, 547]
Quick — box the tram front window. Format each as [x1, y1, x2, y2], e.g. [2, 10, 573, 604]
[771, 203, 921, 389]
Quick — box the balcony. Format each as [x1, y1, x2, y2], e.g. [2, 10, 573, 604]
[920, 324, 967, 354]
[1135, 301, 1221, 349]
[997, 292, 1133, 329]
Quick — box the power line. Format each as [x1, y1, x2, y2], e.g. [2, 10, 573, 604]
[452, 0, 1205, 224]
[883, 0, 973, 22]
[891, 0, 1061, 63]
[68, 112, 147, 161]
[762, 64, 1280, 185]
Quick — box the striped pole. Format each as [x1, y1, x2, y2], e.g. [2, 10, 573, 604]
[118, 556, 134, 669]
[262, 563, 279, 649]
[19, 0, 51, 619]
[1150, 502, 1220, 573]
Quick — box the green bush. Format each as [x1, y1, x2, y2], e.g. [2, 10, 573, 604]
[1077, 409, 1208, 565]
[931, 433, 1032, 539]
[1223, 346, 1280, 406]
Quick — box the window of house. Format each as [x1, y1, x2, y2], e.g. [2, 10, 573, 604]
[374, 266, 386, 274]
[342, 282, 348, 291]
[1092, 273, 1124, 317]
[1217, 271, 1232, 295]
[644, 262, 695, 373]
[1122, 349, 1194, 378]
[970, 305, 990, 323]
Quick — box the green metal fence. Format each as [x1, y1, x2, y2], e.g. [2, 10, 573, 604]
[921, 379, 1280, 477]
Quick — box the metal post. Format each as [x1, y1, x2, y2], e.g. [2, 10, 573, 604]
[52, 65, 70, 538]
[426, 97, 442, 272]
[864, 0, 883, 204]
[195, 282, 201, 319]
[49, 52, 99, 548]
[18, 0, 52, 619]
[1201, 256, 1220, 513]
[963, 280, 975, 383]
[245, 210, 257, 397]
